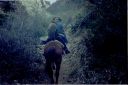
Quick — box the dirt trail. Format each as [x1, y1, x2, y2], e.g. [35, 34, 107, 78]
[58, 30, 74, 84]
[58, 31, 84, 84]
[58, 54, 72, 84]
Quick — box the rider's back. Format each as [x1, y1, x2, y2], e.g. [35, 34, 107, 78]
[48, 22, 56, 40]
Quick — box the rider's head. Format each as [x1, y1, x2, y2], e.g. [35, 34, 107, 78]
[51, 17, 56, 23]
[55, 17, 62, 22]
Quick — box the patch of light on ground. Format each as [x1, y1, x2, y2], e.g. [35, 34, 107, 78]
[45, 0, 57, 4]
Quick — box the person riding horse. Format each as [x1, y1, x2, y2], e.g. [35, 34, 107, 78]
[42, 17, 70, 83]
[42, 17, 70, 54]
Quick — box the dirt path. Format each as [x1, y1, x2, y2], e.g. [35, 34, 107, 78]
[58, 31, 73, 84]
[58, 55, 71, 84]
[58, 31, 83, 84]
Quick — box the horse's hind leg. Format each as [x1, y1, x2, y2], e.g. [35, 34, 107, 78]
[49, 67, 54, 84]
[55, 56, 62, 84]
[45, 59, 54, 84]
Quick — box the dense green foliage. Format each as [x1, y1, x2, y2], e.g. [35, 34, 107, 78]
[68, 0, 127, 83]
[0, 1, 50, 83]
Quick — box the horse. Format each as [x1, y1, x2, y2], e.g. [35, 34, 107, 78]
[43, 40, 64, 84]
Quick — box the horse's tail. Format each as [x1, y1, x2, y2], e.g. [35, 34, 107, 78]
[47, 47, 55, 55]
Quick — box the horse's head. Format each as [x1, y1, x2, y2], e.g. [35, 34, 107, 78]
[44, 40, 64, 56]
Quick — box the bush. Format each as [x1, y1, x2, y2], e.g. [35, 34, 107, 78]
[70, 0, 127, 83]
[0, 1, 48, 83]
[83, 0, 127, 83]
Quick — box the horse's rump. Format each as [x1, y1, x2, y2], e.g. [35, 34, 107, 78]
[44, 40, 64, 56]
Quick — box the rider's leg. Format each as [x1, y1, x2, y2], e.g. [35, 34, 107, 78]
[45, 38, 51, 43]
[57, 37, 70, 54]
